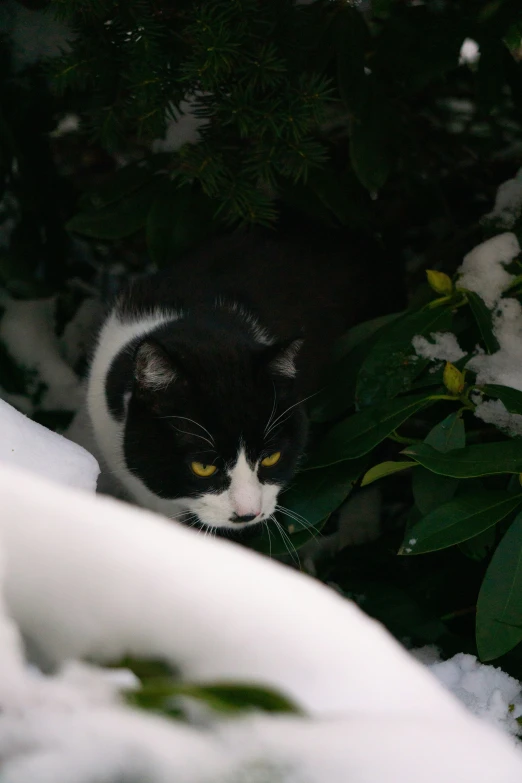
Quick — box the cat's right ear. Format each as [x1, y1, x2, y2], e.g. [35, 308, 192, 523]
[134, 340, 177, 394]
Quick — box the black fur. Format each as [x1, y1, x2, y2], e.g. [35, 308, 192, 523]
[102, 228, 393, 525]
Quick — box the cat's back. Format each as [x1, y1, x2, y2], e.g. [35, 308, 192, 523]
[119, 227, 387, 355]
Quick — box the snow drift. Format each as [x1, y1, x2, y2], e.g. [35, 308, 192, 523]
[0, 391, 521, 779]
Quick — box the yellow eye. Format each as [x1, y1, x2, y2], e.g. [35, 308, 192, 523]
[191, 462, 217, 478]
[261, 451, 281, 468]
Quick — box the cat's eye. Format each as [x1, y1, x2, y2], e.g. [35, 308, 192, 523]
[191, 462, 218, 478]
[261, 451, 281, 468]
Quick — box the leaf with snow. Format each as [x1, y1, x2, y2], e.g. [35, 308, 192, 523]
[477, 512, 522, 661]
[480, 384, 522, 415]
[456, 232, 520, 309]
[474, 399, 522, 437]
[355, 307, 452, 407]
[465, 290, 499, 354]
[412, 331, 466, 363]
[467, 298, 522, 392]
[482, 168, 522, 231]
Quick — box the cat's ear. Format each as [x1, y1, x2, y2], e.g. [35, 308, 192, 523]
[263, 338, 304, 379]
[134, 340, 177, 393]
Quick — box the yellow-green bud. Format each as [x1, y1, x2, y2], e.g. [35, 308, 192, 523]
[426, 269, 453, 296]
[443, 362, 465, 395]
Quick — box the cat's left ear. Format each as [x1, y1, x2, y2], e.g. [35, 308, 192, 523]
[263, 338, 304, 379]
[134, 340, 177, 393]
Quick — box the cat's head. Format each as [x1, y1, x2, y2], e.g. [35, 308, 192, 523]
[123, 333, 307, 532]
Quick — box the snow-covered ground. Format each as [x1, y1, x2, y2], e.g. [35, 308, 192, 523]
[0, 399, 521, 780]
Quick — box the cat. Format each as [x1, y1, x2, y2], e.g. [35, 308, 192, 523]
[87, 228, 388, 534]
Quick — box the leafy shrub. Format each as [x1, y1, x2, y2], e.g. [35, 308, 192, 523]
[281, 205, 522, 663]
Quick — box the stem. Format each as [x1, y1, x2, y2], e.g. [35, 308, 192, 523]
[440, 606, 476, 622]
[424, 295, 453, 310]
[388, 431, 422, 445]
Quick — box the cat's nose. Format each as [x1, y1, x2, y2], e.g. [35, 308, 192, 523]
[231, 513, 259, 524]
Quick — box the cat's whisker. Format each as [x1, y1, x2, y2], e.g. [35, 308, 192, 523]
[169, 424, 215, 449]
[263, 518, 274, 559]
[273, 518, 301, 569]
[166, 415, 215, 445]
[264, 382, 278, 435]
[276, 505, 323, 543]
[264, 391, 318, 439]
[276, 504, 312, 528]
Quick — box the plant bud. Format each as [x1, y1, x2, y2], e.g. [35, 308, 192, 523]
[426, 269, 453, 296]
[443, 362, 465, 395]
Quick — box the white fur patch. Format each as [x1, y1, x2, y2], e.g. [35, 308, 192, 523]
[87, 309, 182, 510]
[135, 342, 176, 391]
[215, 298, 274, 346]
[269, 339, 303, 378]
[176, 448, 281, 530]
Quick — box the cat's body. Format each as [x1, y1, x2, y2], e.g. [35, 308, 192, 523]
[87, 229, 385, 533]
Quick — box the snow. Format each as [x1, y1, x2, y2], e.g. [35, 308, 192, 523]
[0, 296, 82, 412]
[467, 298, 522, 392]
[457, 232, 520, 308]
[483, 168, 522, 229]
[0, 463, 521, 780]
[0, 398, 99, 492]
[460, 38, 480, 65]
[0, 409, 521, 780]
[151, 98, 208, 153]
[415, 648, 522, 739]
[0, 461, 471, 718]
[412, 331, 466, 362]
[474, 398, 522, 437]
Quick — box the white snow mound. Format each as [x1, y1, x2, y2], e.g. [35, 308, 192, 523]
[0, 398, 99, 491]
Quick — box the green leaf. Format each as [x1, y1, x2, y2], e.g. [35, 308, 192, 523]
[332, 312, 403, 361]
[349, 76, 397, 193]
[361, 460, 415, 487]
[411, 412, 463, 514]
[403, 440, 522, 478]
[459, 526, 496, 562]
[309, 339, 370, 424]
[280, 458, 367, 528]
[311, 314, 404, 425]
[67, 181, 159, 240]
[355, 306, 452, 408]
[480, 384, 522, 415]
[308, 393, 434, 468]
[131, 679, 301, 715]
[400, 490, 522, 555]
[146, 181, 215, 266]
[477, 512, 522, 660]
[424, 411, 465, 452]
[465, 290, 499, 354]
[412, 469, 460, 515]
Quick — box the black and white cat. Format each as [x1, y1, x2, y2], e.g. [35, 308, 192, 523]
[87, 229, 380, 533]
